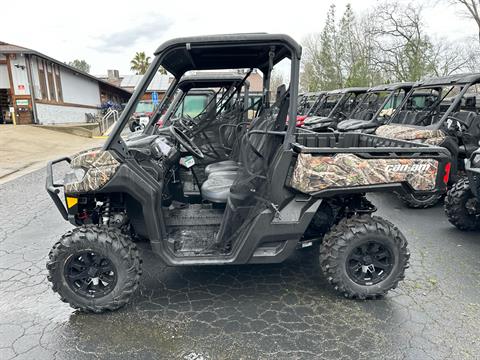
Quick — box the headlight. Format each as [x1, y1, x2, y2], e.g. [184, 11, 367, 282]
[64, 150, 120, 193]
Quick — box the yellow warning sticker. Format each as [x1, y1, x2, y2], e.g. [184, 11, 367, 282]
[66, 197, 78, 208]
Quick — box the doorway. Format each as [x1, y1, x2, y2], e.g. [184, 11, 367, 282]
[0, 89, 12, 124]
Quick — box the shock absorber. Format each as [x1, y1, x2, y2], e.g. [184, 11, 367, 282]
[102, 198, 111, 225]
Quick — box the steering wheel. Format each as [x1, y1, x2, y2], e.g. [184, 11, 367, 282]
[446, 116, 469, 132]
[168, 125, 205, 159]
[179, 115, 197, 129]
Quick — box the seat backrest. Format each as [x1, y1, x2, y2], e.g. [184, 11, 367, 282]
[390, 110, 410, 124]
[237, 86, 289, 176]
[409, 111, 430, 126]
[450, 111, 477, 127]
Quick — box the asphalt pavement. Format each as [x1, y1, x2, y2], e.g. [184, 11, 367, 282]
[0, 168, 479, 359]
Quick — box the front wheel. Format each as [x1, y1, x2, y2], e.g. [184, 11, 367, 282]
[46, 225, 142, 313]
[320, 215, 409, 299]
[397, 192, 443, 209]
[444, 177, 480, 231]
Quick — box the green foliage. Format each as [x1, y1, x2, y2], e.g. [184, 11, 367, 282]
[67, 59, 90, 73]
[300, 1, 476, 92]
[130, 52, 151, 75]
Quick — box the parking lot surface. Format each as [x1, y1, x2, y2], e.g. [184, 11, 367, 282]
[0, 168, 479, 359]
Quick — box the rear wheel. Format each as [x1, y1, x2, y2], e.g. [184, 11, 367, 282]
[320, 215, 409, 299]
[47, 225, 142, 313]
[397, 192, 443, 209]
[445, 177, 480, 231]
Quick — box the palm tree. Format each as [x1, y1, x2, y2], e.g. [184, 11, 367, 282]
[130, 52, 151, 75]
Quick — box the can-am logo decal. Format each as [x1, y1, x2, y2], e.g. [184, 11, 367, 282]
[385, 163, 431, 173]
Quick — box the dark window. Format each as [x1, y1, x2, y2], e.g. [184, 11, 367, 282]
[37, 59, 48, 100]
[46, 63, 56, 101]
[54, 65, 63, 102]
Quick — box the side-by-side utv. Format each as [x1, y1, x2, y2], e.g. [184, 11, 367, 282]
[445, 148, 480, 230]
[373, 73, 480, 208]
[335, 83, 414, 134]
[296, 91, 325, 127]
[46, 34, 451, 313]
[301, 87, 368, 132]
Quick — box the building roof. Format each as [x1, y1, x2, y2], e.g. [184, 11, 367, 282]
[186, 70, 263, 93]
[0, 40, 131, 98]
[177, 73, 248, 92]
[120, 74, 171, 92]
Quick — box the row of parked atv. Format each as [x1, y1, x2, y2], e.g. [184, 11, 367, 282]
[44, 34, 476, 313]
[296, 76, 480, 228]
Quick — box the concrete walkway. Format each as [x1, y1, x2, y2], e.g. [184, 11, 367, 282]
[0, 125, 104, 184]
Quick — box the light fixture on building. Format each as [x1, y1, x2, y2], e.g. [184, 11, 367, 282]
[14, 64, 26, 70]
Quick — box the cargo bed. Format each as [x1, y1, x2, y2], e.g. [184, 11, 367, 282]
[289, 132, 451, 197]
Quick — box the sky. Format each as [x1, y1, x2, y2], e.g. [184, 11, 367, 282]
[0, 0, 478, 76]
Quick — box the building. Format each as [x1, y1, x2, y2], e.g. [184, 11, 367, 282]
[0, 41, 131, 125]
[120, 73, 171, 101]
[100, 69, 264, 101]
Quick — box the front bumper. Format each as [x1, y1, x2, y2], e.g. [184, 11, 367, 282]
[46, 157, 71, 220]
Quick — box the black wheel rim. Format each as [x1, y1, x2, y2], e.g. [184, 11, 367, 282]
[64, 251, 117, 298]
[346, 241, 394, 286]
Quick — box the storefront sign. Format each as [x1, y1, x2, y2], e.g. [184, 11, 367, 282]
[16, 99, 29, 106]
[17, 85, 25, 91]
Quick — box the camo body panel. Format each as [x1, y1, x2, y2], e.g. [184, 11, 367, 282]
[289, 153, 439, 193]
[375, 124, 446, 145]
[65, 150, 120, 193]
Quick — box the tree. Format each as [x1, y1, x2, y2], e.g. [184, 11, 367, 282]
[448, 0, 480, 44]
[300, 5, 343, 91]
[370, 1, 435, 82]
[130, 52, 151, 75]
[299, 0, 475, 92]
[300, 4, 384, 92]
[429, 40, 476, 76]
[67, 59, 90, 73]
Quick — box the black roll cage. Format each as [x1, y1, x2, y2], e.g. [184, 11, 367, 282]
[386, 80, 478, 129]
[103, 34, 302, 157]
[349, 83, 414, 122]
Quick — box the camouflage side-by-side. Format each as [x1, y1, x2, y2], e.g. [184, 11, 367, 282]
[375, 124, 447, 145]
[65, 150, 120, 193]
[289, 153, 439, 194]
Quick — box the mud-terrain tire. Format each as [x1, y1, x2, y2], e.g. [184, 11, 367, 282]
[320, 215, 409, 299]
[46, 225, 142, 313]
[397, 192, 443, 209]
[445, 177, 480, 231]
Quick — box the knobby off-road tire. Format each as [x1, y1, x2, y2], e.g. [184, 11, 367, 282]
[445, 177, 480, 231]
[320, 215, 409, 299]
[397, 192, 443, 209]
[47, 225, 142, 313]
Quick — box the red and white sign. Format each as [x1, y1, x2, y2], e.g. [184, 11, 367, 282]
[17, 85, 25, 91]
